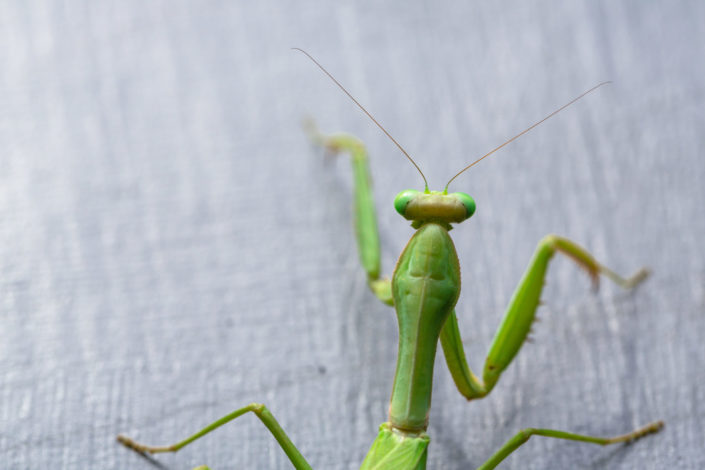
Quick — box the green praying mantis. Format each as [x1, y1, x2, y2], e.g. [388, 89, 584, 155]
[117, 49, 664, 469]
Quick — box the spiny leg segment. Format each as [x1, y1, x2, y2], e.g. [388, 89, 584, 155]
[305, 121, 392, 305]
[440, 234, 650, 399]
[117, 403, 312, 470]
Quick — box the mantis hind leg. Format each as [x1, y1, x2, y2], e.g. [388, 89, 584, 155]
[441, 234, 650, 399]
[306, 121, 393, 306]
[476, 420, 663, 470]
[117, 403, 312, 470]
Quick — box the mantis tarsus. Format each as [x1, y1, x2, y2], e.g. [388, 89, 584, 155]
[117, 49, 664, 469]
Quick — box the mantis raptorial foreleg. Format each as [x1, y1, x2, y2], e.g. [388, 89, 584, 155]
[441, 234, 650, 399]
[305, 123, 392, 305]
[117, 403, 313, 470]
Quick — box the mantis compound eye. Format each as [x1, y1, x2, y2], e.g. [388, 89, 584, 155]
[451, 192, 476, 220]
[394, 190, 421, 217]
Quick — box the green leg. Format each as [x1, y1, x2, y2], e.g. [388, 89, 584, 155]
[117, 403, 312, 470]
[441, 234, 650, 399]
[476, 420, 663, 470]
[305, 121, 393, 305]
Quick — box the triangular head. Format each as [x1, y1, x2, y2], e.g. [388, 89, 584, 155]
[394, 189, 476, 230]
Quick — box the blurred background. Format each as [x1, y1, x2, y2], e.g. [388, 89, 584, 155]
[0, 1, 703, 469]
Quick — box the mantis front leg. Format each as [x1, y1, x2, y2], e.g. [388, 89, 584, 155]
[440, 234, 650, 398]
[305, 122, 392, 304]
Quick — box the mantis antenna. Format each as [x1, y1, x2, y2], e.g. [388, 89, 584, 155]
[293, 48, 429, 191]
[444, 81, 612, 192]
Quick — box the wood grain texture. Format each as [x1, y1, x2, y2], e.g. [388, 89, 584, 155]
[1, 1, 702, 469]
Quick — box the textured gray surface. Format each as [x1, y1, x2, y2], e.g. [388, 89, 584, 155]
[1, 2, 703, 469]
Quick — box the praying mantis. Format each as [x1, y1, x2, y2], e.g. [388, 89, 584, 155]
[117, 49, 664, 469]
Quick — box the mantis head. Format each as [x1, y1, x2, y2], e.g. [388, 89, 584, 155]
[394, 190, 476, 229]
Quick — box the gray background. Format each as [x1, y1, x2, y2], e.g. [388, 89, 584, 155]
[1, 1, 703, 469]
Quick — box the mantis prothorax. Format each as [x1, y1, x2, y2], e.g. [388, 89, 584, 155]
[117, 49, 663, 469]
